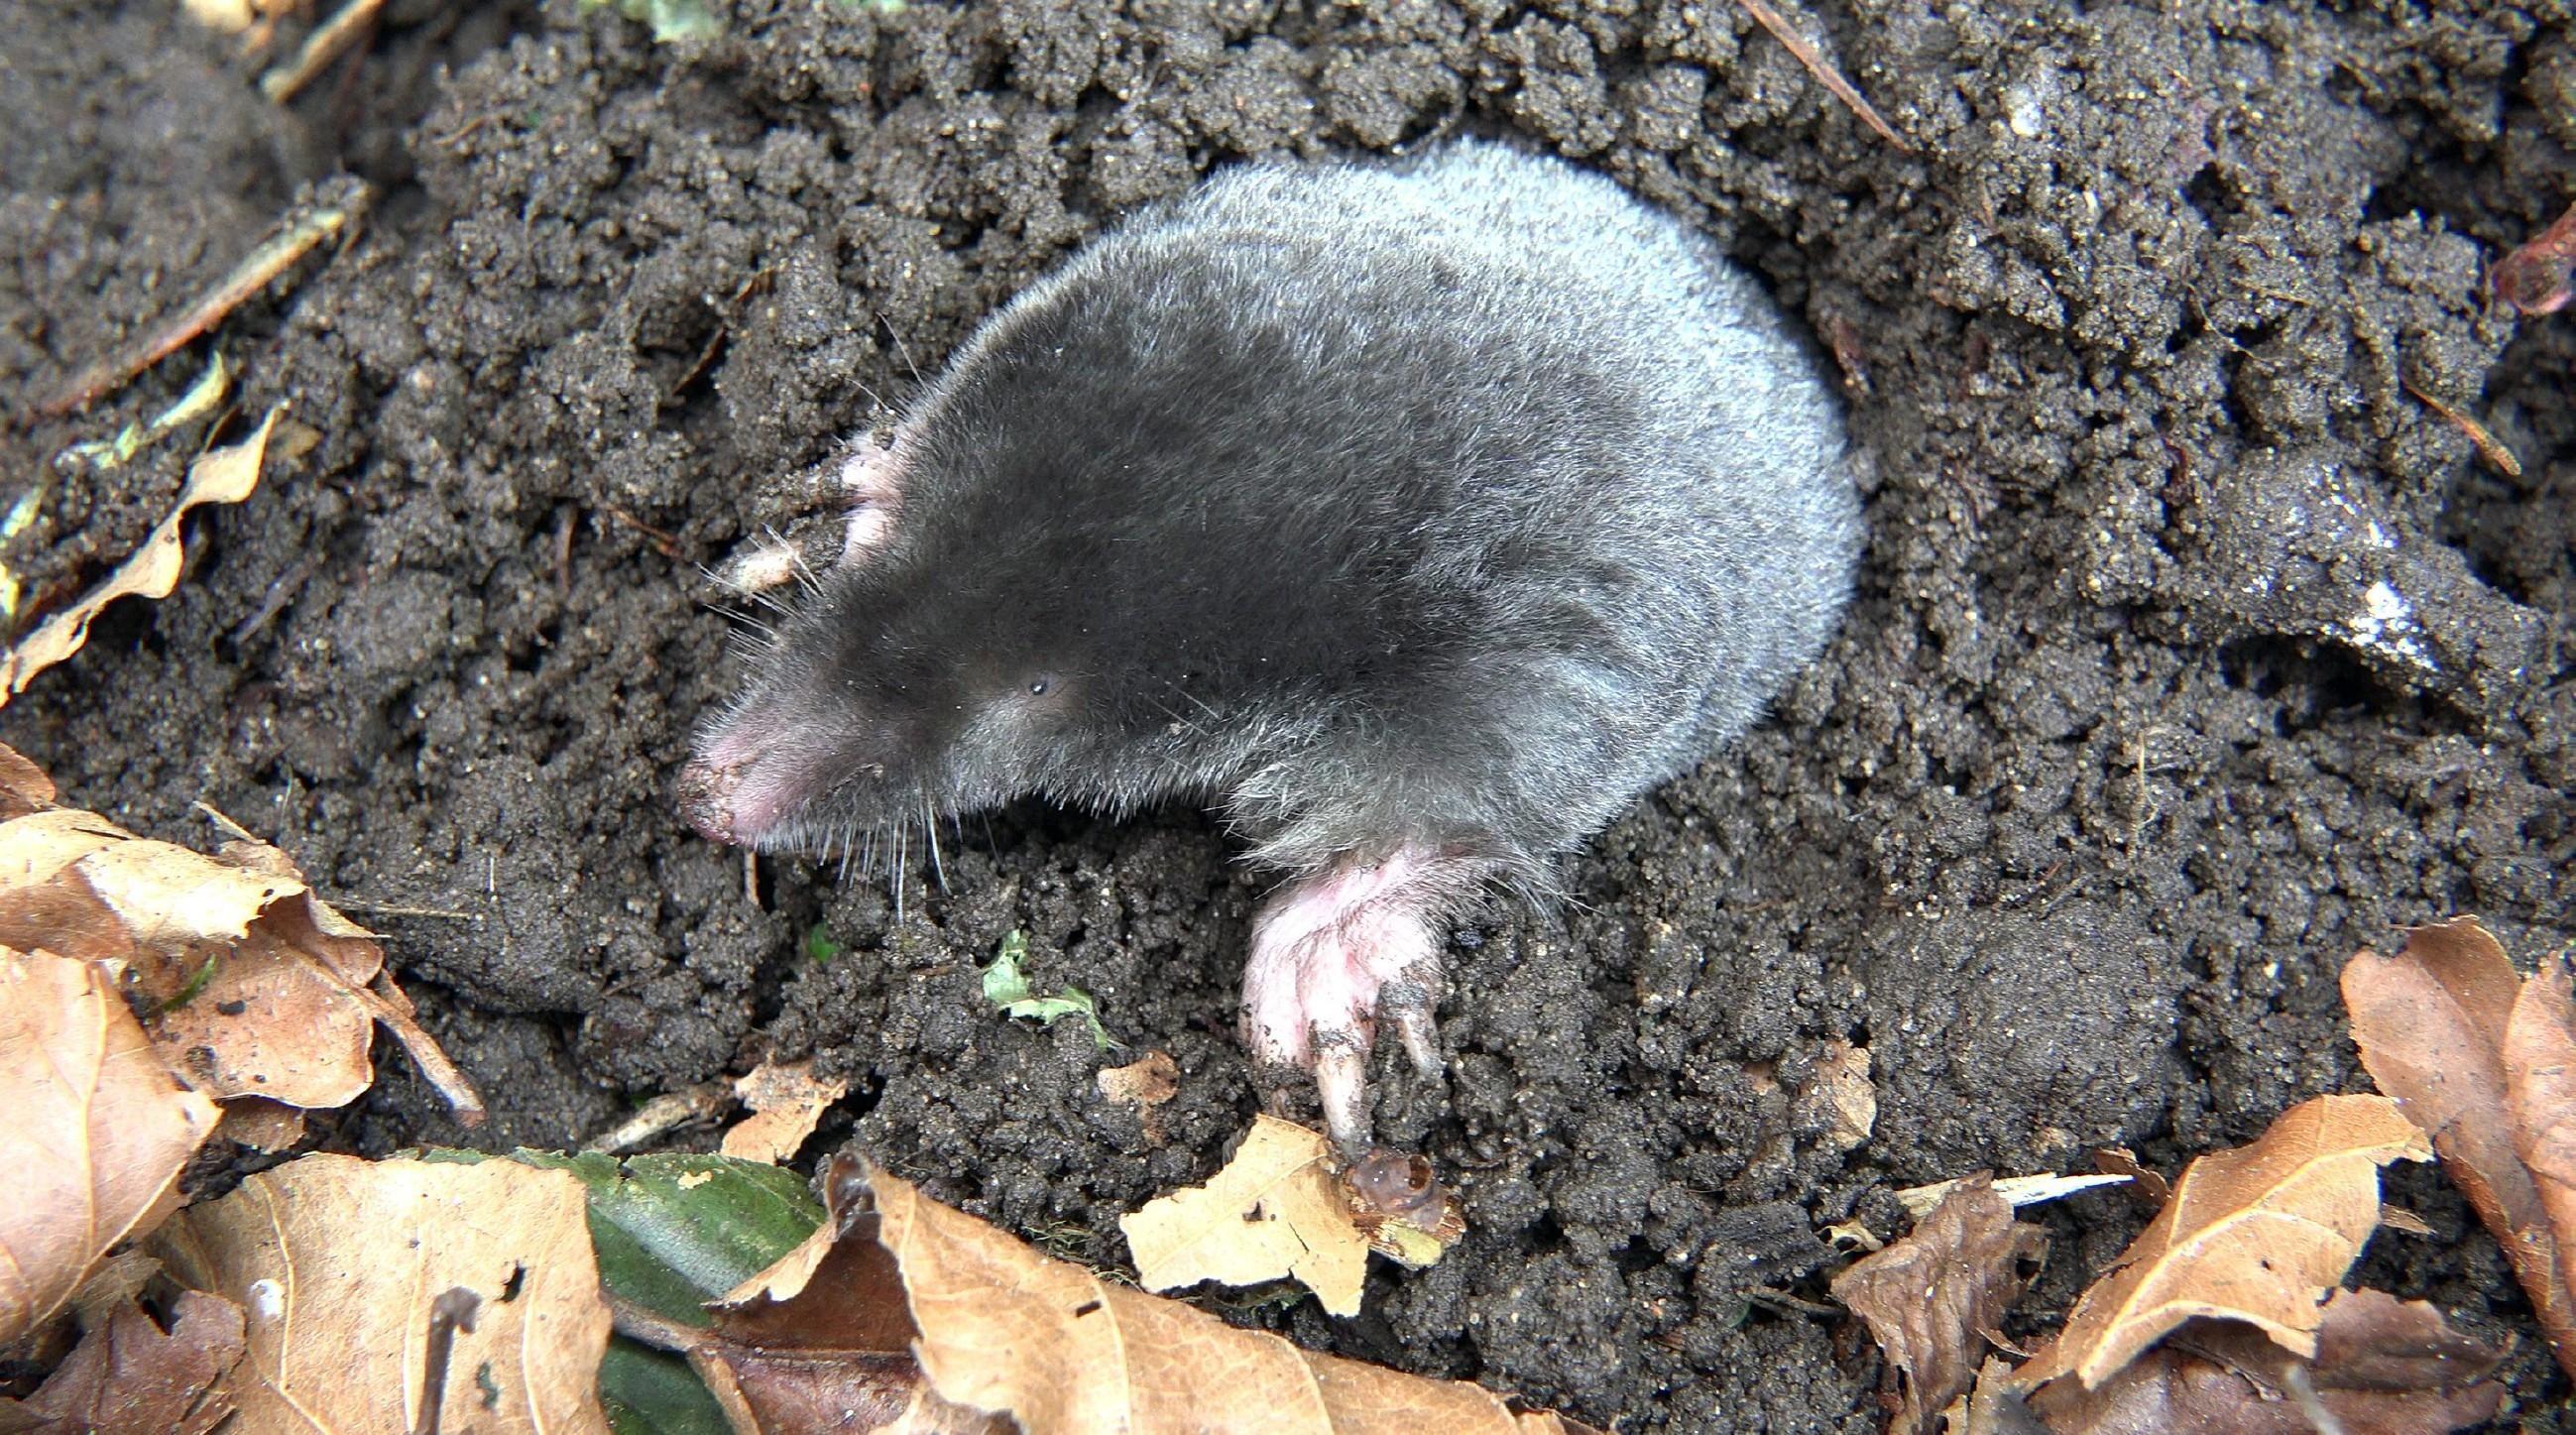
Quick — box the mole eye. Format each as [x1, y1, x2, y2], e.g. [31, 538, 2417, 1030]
[1027, 680, 1049, 696]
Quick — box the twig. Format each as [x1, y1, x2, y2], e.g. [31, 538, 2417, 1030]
[330, 897, 481, 920]
[359, 970, 489, 1126]
[1731, 0, 1913, 152]
[585, 1081, 735, 1154]
[2401, 378, 2522, 478]
[227, 549, 321, 646]
[261, 0, 387, 103]
[607, 1292, 705, 1353]
[604, 504, 684, 559]
[37, 191, 361, 418]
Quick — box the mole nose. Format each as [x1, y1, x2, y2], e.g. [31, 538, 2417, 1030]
[677, 759, 745, 845]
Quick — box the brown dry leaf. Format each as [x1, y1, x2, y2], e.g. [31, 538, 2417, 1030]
[213, 1097, 309, 1153]
[2343, 917, 2576, 1375]
[0, 1291, 244, 1434]
[2026, 1289, 2506, 1434]
[0, 948, 220, 1345]
[2505, 949, 2576, 1353]
[1832, 1174, 2047, 1435]
[873, 1163, 1601, 1435]
[2014, 1094, 2429, 1390]
[1947, 1356, 2049, 1435]
[673, 1154, 1593, 1433]
[2091, 1148, 2169, 1206]
[0, 744, 56, 816]
[692, 1155, 1012, 1434]
[1118, 1113, 1367, 1316]
[721, 1057, 851, 1164]
[1097, 1048, 1180, 1143]
[0, 781, 482, 1123]
[0, 410, 275, 706]
[152, 1152, 612, 1433]
[1815, 1037, 1876, 1151]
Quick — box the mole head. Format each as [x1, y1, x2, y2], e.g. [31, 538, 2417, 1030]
[677, 556, 1091, 852]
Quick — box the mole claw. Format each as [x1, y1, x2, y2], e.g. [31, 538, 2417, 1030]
[1314, 1043, 1371, 1157]
[1388, 998, 1441, 1078]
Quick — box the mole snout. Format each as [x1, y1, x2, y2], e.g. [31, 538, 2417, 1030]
[677, 721, 842, 849]
[675, 757, 746, 845]
[683, 140, 1861, 1152]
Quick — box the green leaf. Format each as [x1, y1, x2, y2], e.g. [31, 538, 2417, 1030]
[578, 0, 718, 43]
[600, 1338, 732, 1435]
[979, 931, 1114, 1050]
[982, 929, 1034, 1005]
[804, 925, 843, 965]
[511, 1149, 824, 1327]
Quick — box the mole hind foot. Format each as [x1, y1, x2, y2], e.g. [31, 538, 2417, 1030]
[1238, 847, 1490, 1154]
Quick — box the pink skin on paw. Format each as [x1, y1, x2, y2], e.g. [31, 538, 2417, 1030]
[1238, 846, 1475, 1150]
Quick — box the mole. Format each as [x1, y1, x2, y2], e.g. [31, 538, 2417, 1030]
[680, 140, 1863, 1153]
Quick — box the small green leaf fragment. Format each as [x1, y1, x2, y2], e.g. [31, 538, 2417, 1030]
[980, 932, 1114, 1049]
[153, 352, 232, 432]
[579, 0, 718, 43]
[982, 929, 1034, 1005]
[600, 1338, 732, 1435]
[803, 926, 842, 964]
[0, 488, 38, 542]
[156, 953, 221, 1014]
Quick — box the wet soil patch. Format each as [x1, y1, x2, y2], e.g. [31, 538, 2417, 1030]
[3, 0, 2569, 1427]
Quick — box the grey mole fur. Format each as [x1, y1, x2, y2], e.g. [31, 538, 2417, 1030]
[683, 141, 1862, 1130]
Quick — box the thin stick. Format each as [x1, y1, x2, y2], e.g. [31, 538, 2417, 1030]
[261, 0, 388, 103]
[2402, 378, 2522, 478]
[38, 195, 359, 418]
[1732, 0, 1913, 152]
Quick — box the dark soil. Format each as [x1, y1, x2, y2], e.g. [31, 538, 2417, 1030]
[4, 0, 2571, 1427]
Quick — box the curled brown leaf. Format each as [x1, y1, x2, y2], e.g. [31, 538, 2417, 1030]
[0, 1291, 245, 1435]
[153, 1153, 611, 1434]
[2505, 951, 2576, 1348]
[1831, 1174, 2046, 1435]
[0, 948, 220, 1346]
[2343, 918, 2576, 1376]
[2013, 1095, 2428, 1390]
[2026, 1289, 2505, 1435]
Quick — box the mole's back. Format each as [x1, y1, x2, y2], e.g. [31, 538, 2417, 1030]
[899, 141, 1861, 869]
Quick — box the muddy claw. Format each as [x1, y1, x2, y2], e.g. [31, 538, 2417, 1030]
[1237, 846, 1486, 1155]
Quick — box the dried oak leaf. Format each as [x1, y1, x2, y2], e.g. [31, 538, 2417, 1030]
[0, 411, 275, 707]
[2505, 950, 2576, 1352]
[0, 948, 220, 1345]
[683, 1153, 1591, 1435]
[1118, 1114, 1368, 1315]
[721, 1057, 851, 1164]
[1097, 1048, 1181, 1144]
[2025, 1289, 2505, 1434]
[1831, 1174, 2046, 1435]
[1813, 1037, 1876, 1152]
[151, 1152, 612, 1433]
[0, 782, 481, 1124]
[692, 1155, 1011, 1434]
[879, 1161, 1596, 1434]
[2013, 1094, 2429, 1390]
[0, 743, 56, 817]
[0, 1291, 244, 1435]
[2343, 917, 2576, 1375]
